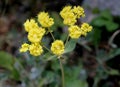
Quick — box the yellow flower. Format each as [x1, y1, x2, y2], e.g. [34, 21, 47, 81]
[28, 28, 45, 43]
[24, 19, 39, 32]
[60, 6, 72, 18]
[68, 25, 81, 39]
[20, 43, 29, 52]
[38, 12, 54, 27]
[63, 13, 76, 26]
[51, 40, 65, 56]
[73, 6, 85, 18]
[60, 6, 76, 26]
[60, 6, 85, 26]
[29, 43, 43, 56]
[80, 23, 92, 36]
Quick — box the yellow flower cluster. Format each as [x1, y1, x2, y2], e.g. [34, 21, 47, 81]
[28, 28, 45, 43]
[60, 6, 85, 26]
[51, 40, 65, 56]
[20, 43, 29, 52]
[21, 19, 45, 55]
[68, 25, 81, 39]
[60, 6, 92, 39]
[38, 12, 54, 27]
[20, 11, 54, 56]
[60, 6, 76, 26]
[73, 6, 85, 18]
[20, 5, 92, 57]
[80, 23, 93, 36]
[29, 43, 43, 56]
[20, 43, 43, 56]
[68, 23, 92, 39]
[24, 19, 39, 32]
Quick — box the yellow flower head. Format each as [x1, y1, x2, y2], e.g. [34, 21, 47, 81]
[68, 25, 81, 39]
[73, 6, 85, 18]
[29, 43, 43, 56]
[51, 40, 65, 56]
[24, 19, 39, 32]
[60, 6, 85, 26]
[38, 12, 54, 27]
[80, 23, 92, 36]
[20, 43, 29, 52]
[28, 28, 45, 43]
[60, 6, 72, 18]
[60, 6, 76, 26]
[63, 13, 76, 26]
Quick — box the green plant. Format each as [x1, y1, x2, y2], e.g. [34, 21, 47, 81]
[19, 5, 92, 87]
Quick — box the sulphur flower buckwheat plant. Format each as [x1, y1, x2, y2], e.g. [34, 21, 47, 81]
[20, 5, 92, 87]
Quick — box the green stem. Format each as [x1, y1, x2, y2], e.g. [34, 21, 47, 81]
[43, 45, 52, 53]
[48, 28, 55, 41]
[50, 31, 55, 41]
[59, 58, 65, 87]
[65, 34, 69, 46]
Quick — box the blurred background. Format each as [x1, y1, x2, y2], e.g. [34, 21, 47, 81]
[0, 0, 120, 87]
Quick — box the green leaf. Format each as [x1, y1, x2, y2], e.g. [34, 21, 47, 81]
[65, 67, 88, 87]
[0, 51, 14, 70]
[44, 71, 55, 84]
[105, 21, 119, 32]
[92, 28, 102, 46]
[51, 60, 60, 71]
[64, 39, 77, 53]
[10, 68, 20, 80]
[108, 69, 119, 75]
[100, 10, 113, 21]
[0, 51, 20, 80]
[42, 52, 57, 61]
[104, 48, 120, 61]
[60, 33, 68, 42]
[110, 48, 120, 57]
[66, 80, 88, 87]
[91, 17, 107, 27]
[91, 10, 113, 27]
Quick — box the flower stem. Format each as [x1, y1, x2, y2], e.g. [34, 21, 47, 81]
[65, 34, 69, 46]
[59, 58, 65, 87]
[43, 45, 52, 53]
[48, 28, 55, 41]
[50, 31, 55, 41]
